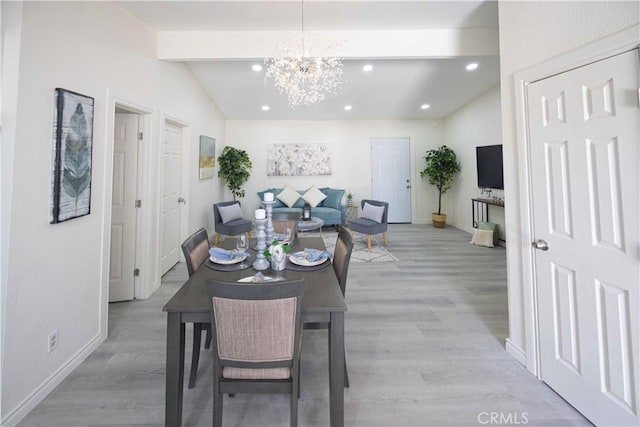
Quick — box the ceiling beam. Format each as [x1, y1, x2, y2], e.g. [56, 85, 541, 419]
[157, 28, 499, 60]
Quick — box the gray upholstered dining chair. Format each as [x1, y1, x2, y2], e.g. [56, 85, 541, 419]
[213, 201, 253, 245]
[180, 228, 213, 389]
[303, 227, 354, 387]
[271, 212, 300, 240]
[205, 279, 305, 427]
[347, 199, 389, 250]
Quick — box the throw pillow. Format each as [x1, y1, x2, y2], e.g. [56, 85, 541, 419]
[361, 202, 385, 223]
[320, 188, 345, 210]
[277, 185, 302, 208]
[478, 221, 496, 231]
[257, 188, 275, 202]
[470, 228, 494, 248]
[272, 188, 285, 208]
[293, 196, 306, 208]
[218, 203, 243, 224]
[302, 186, 327, 207]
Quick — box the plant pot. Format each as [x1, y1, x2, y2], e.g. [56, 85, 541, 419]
[432, 213, 447, 228]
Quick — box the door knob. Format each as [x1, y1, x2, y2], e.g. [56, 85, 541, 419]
[178, 197, 186, 204]
[406, 185, 412, 189]
[532, 239, 549, 251]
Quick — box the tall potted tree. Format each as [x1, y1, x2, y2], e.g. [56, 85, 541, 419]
[217, 146, 252, 200]
[420, 145, 461, 228]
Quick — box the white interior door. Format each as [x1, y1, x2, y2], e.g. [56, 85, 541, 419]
[109, 113, 139, 302]
[528, 50, 639, 426]
[371, 137, 411, 223]
[160, 122, 182, 275]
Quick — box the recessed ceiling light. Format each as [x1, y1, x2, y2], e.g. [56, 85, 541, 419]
[420, 104, 430, 110]
[252, 64, 263, 72]
[466, 63, 479, 71]
[344, 105, 353, 111]
[362, 64, 373, 72]
[261, 105, 270, 111]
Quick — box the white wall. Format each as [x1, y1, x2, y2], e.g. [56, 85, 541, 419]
[0, 2, 225, 423]
[443, 86, 504, 239]
[224, 119, 444, 222]
[498, 1, 639, 367]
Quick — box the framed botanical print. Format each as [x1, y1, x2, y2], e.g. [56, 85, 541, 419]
[50, 88, 95, 223]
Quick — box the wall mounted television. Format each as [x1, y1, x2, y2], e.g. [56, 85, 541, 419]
[476, 144, 504, 190]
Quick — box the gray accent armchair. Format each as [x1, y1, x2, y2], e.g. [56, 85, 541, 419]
[347, 199, 389, 250]
[213, 201, 253, 245]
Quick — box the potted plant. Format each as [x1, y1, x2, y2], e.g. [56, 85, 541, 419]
[346, 191, 353, 207]
[420, 145, 461, 228]
[217, 146, 252, 200]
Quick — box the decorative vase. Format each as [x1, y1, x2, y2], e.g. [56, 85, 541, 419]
[432, 213, 447, 228]
[268, 244, 287, 271]
[347, 199, 353, 207]
[270, 256, 287, 271]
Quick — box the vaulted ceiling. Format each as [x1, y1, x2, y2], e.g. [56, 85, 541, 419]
[119, 1, 501, 120]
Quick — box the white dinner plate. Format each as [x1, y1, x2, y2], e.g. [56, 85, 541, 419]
[209, 253, 248, 265]
[288, 252, 328, 267]
[237, 276, 283, 283]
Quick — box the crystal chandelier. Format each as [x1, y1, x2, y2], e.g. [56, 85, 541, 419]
[265, 0, 343, 108]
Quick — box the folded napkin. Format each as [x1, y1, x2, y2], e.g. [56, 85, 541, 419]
[242, 272, 279, 283]
[274, 233, 287, 241]
[209, 247, 234, 260]
[306, 248, 331, 262]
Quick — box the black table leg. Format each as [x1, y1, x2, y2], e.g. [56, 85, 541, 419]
[166, 312, 185, 426]
[329, 311, 345, 427]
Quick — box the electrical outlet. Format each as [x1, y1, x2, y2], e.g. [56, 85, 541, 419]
[48, 329, 58, 353]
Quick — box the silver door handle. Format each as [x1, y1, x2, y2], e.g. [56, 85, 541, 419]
[178, 197, 186, 204]
[532, 239, 549, 251]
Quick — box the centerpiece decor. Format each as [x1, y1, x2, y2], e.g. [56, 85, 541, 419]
[264, 239, 292, 271]
[262, 194, 276, 244]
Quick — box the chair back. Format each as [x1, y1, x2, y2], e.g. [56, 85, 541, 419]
[213, 200, 242, 226]
[360, 199, 389, 225]
[333, 227, 354, 296]
[205, 279, 305, 376]
[181, 228, 210, 276]
[272, 212, 300, 239]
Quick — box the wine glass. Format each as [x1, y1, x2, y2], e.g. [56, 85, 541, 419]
[236, 233, 249, 268]
[285, 227, 293, 244]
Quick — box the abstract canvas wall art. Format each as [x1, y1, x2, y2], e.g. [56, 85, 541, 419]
[50, 88, 94, 223]
[267, 143, 332, 176]
[199, 135, 215, 179]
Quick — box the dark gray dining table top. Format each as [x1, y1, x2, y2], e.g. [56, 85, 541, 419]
[163, 236, 347, 315]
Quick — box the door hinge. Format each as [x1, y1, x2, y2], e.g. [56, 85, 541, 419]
[135, 200, 141, 208]
[133, 268, 140, 277]
[138, 132, 143, 141]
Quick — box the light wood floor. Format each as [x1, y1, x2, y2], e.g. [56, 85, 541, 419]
[19, 224, 591, 427]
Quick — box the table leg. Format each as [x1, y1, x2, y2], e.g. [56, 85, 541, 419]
[329, 311, 345, 427]
[166, 312, 185, 426]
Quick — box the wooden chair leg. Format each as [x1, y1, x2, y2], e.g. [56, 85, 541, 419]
[367, 235, 372, 250]
[382, 232, 388, 246]
[189, 323, 202, 389]
[214, 233, 220, 246]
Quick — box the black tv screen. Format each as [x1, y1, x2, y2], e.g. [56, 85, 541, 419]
[476, 145, 504, 189]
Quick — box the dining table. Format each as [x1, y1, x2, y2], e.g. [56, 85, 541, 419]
[163, 236, 347, 426]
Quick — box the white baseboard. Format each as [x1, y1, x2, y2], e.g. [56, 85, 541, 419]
[1, 333, 104, 427]
[505, 338, 527, 366]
